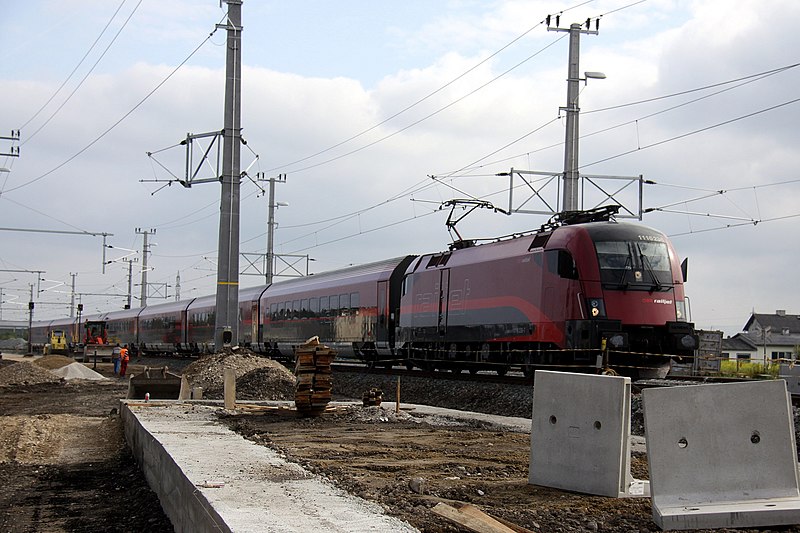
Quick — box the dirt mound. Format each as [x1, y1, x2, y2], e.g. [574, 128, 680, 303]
[236, 364, 297, 400]
[182, 348, 295, 400]
[0, 362, 62, 387]
[33, 355, 75, 370]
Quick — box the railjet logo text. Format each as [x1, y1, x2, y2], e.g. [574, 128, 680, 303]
[642, 298, 673, 305]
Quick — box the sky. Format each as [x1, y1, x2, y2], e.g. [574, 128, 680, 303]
[1, 0, 799, 337]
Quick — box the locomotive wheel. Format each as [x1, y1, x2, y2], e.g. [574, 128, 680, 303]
[466, 344, 476, 362]
[478, 343, 492, 363]
[522, 365, 535, 379]
[495, 366, 508, 377]
[447, 343, 459, 362]
[405, 360, 415, 371]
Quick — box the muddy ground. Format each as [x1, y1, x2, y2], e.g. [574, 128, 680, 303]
[2, 354, 800, 532]
[0, 369, 174, 532]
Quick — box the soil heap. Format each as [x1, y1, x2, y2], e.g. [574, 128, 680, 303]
[182, 347, 296, 400]
[33, 355, 75, 370]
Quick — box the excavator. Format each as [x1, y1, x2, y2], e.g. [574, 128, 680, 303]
[82, 320, 115, 362]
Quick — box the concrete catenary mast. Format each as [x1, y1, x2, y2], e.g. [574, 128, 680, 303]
[214, 0, 243, 348]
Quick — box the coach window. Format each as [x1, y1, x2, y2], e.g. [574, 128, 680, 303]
[402, 274, 413, 296]
[319, 296, 329, 316]
[301, 299, 309, 318]
[292, 300, 301, 319]
[350, 292, 360, 315]
[545, 249, 578, 280]
[330, 295, 339, 316]
[310, 298, 319, 317]
[270, 303, 277, 320]
[339, 293, 350, 316]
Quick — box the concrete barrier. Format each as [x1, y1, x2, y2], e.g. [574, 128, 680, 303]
[121, 402, 229, 533]
[643, 380, 800, 530]
[528, 370, 648, 497]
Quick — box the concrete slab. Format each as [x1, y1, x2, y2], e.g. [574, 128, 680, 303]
[643, 380, 800, 530]
[121, 401, 418, 533]
[528, 370, 648, 498]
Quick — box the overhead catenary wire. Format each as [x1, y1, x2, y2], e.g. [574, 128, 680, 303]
[435, 61, 800, 177]
[19, 0, 137, 145]
[266, 0, 600, 174]
[144, 0, 640, 255]
[1, 14, 226, 195]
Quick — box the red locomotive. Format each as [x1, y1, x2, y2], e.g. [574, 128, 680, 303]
[397, 207, 696, 378]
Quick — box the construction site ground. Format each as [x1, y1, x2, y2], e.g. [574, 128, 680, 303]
[2, 352, 800, 532]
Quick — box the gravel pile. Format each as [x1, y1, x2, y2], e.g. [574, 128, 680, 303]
[0, 338, 26, 351]
[331, 372, 534, 419]
[51, 362, 106, 381]
[183, 347, 296, 400]
[0, 361, 62, 387]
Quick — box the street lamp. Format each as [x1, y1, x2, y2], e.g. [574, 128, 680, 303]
[562, 68, 606, 212]
[583, 71, 606, 82]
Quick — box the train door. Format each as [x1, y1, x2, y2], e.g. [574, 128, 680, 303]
[251, 301, 259, 344]
[180, 309, 189, 349]
[377, 281, 388, 342]
[543, 249, 582, 352]
[437, 269, 450, 337]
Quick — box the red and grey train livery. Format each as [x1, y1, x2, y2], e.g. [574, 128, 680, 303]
[397, 211, 695, 378]
[29, 208, 696, 378]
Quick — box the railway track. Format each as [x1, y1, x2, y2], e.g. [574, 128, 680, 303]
[334, 362, 800, 403]
[332, 361, 534, 386]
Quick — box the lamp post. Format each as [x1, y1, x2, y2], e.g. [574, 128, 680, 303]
[266, 199, 288, 285]
[562, 66, 605, 213]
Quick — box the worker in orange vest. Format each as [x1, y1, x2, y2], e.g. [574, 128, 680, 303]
[119, 344, 130, 378]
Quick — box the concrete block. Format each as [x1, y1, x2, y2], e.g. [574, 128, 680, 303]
[528, 370, 648, 498]
[643, 380, 800, 530]
[779, 365, 800, 396]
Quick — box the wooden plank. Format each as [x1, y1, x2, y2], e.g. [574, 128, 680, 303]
[431, 503, 518, 533]
[459, 505, 535, 533]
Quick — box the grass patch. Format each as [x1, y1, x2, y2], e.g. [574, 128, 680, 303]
[720, 360, 780, 379]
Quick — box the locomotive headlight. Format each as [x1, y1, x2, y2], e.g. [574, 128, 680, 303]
[586, 298, 606, 318]
[676, 300, 687, 322]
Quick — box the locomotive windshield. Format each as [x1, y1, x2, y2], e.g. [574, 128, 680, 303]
[595, 239, 672, 290]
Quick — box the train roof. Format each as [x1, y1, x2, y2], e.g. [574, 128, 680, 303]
[264, 256, 414, 297]
[238, 284, 268, 301]
[410, 220, 671, 272]
[137, 298, 194, 316]
[0, 320, 28, 329]
[101, 307, 145, 321]
[577, 221, 667, 241]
